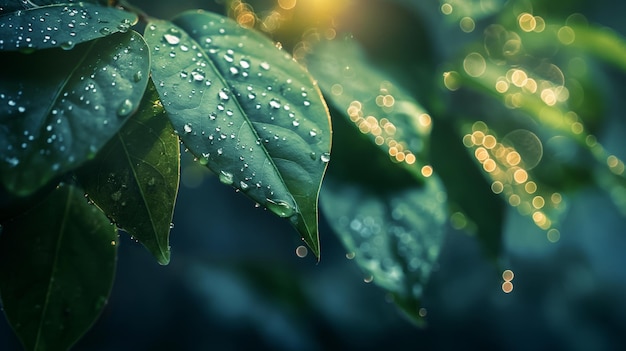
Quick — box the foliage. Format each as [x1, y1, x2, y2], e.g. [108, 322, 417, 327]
[1, 0, 626, 349]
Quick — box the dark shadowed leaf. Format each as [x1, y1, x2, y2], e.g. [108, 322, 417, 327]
[0, 184, 117, 351]
[320, 111, 447, 325]
[0, 31, 150, 196]
[0, 2, 137, 51]
[305, 38, 431, 181]
[145, 11, 331, 258]
[78, 81, 180, 265]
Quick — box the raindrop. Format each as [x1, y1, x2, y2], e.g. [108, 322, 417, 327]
[111, 191, 122, 201]
[99, 27, 111, 35]
[265, 198, 295, 218]
[320, 152, 331, 163]
[364, 276, 374, 283]
[116, 99, 134, 117]
[183, 123, 192, 134]
[345, 252, 356, 259]
[133, 71, 143, 82]
[229, 67, 239, 75]
[191, 69, 205, 81]
[163, 33, 181, 45]
[260, 62, 270, 70]
[60, 41, 75, 50]
[240, 59, 250, 69]
[219, 170, 234, 185]
[309, 130, 317, 137]
[239, 181, 249, 190]
[292, 120, 300, 127]
[269, 99, 281, 109]
[218, 89, 230, 101]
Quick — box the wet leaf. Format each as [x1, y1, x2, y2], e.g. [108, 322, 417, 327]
[145, 12, 331, 258]
[0, 2, 137, 51]
[0, 184, 118, 351]
[320, 104, 447, 325]
[305, 38, 431, 181]
[0, 31, 150, 196]
[78, 82, 180, 265]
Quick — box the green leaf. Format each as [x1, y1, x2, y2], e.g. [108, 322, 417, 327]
[0, 184, 118, 351]
[0, 2, 137, 51]
[305, 37, 432, 182]
[144, 11, 331, 258]
[0, 31, 150, 196]
[320, 102, 447, 324]
[78, 81, 180, 265]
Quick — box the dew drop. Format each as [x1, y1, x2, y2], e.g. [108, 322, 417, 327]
[99, 27, 111, 35]
[163, 33, 180, 45]
[60, 41, 75, 50]
[183, 123, 192, 134]
[116, 99, 134, 117]
[218, 89, 230, 101]
[320, 152, 331, 163]
[260, 62, 270, 70]
[219, 170, 234, 185]
[265, 198, 295, 218]
[133, 71, 143, 82]
[269, 99, 281, 109]
[345, 252, 355, 259]
[364, 276, 374, 283]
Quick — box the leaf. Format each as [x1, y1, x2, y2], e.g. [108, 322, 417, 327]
[0, 2, 137, 51]
[144, 11, 332, 258]
[320, 102, 447, 324]
[0, 184, 118, 351]
[0, 31, 150, 197]
[305, 37, 432, 182]
[78, 81, 180, 265]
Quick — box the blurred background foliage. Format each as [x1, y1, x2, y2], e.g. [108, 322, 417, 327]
[3, 0, 626, 349]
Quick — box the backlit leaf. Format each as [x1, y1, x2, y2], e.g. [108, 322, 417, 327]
[0, 184, 117, 351]
[305, 38, 431, 181]
[0, 2, 137, 51]
[145, 11, 332, 258]
[0, 31, 150, 196]
[320, 104, 447, 324]
[78, 81, 180, 265]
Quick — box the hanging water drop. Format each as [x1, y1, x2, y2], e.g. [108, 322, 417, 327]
[320, 152, 331, 163]
[116, 99, 134, 117]
[265, 199, 295, 218]
[219, 170, 234, 185]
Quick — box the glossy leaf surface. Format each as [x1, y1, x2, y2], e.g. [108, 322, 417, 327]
[79, 82, 180, 265]
[0, 2, 137, 51]
[0, 31, 150, 196]
[145, 11, 332, 257]
[0, 184, 118, 351]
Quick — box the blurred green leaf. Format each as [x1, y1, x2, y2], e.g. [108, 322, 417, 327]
[320, 110, 446, 324]
[145, 11, 331, 258]
[78, 81, 180, 265]
[0, 31, 150, 196]
[305, 37, 431, 182]
[0, 2, 137, 51]
[0, 184, 118, 351]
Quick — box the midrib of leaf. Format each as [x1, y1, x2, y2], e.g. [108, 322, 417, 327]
[182, 25, 293, 202]
[33, 185, 73, 350]
[116, 128, 167, 260]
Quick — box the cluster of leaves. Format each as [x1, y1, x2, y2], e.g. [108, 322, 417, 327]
[1, 0, 332, 349]
[2, 0, 626, 349]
